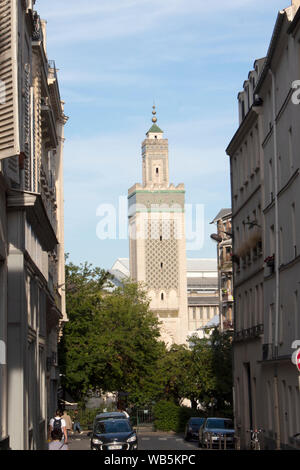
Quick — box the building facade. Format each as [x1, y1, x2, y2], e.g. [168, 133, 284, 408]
[186, 259, 219, 335]
[0, 1, 67, 449]
[210, 209, 234, 332]
[128, 108, 189, 346]
[110, 258, 219, 340]
[227, 0, 300, 450]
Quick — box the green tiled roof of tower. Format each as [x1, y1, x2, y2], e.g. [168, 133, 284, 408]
[147, 123, 163, 134]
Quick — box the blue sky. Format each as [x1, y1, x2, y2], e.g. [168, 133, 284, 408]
[37, 0, 286, 270]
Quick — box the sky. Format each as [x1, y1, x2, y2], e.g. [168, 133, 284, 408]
[37, 0, 286, 270]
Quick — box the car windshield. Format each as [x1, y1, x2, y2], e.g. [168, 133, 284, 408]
[206, 419, 233, 429]
[95, 414, 126, 422]
[190, 418, 205, 426]
[95, 421, 131, 434]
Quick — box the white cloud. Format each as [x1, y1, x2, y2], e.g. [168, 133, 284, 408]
[37, 0, 274, 44]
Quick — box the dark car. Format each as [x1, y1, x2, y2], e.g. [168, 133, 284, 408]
[94, 412, 128, 423]
[90, 418, 138, 450]
[184, 417, 205, 441]
[199, 418, 235, 449]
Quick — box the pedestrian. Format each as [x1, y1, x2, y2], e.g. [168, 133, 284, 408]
[48, 428, 69, 450]
[118, 405, 130, 419]
[62, 410, 73, 436]
[49, 409, 68, 446]
[121, 408, 130, 419]
[73, 410, 83, 434]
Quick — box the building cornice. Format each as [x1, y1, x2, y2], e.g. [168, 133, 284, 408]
[128, 189, 185, 199]
[255, 11, 286, 94]
[226, 109, 258, 156]
[7, 190, 58, 251]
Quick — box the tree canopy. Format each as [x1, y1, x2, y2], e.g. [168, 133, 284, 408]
[59, 258, 233, 414]
[59, 259, 166, 405]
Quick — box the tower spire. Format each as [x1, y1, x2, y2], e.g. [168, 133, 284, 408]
[152, 104, 157, 123]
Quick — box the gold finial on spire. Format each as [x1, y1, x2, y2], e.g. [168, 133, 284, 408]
[152, 104, 157, 123]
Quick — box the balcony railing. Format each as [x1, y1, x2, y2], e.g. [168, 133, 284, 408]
[32, 12, 44, 42]
[234, 324, 264, 342]
[48, 61, 58, 81]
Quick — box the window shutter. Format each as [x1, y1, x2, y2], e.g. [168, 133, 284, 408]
[0, 0, 20, 170]
[23, 63, 31, 190]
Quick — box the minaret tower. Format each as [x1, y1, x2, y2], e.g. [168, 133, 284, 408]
[128, 107, 188, 346]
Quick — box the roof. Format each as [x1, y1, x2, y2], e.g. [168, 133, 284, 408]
[111, 258, 217, 274]
[204, 314, 220, 328]
[111, 258, 130, 275]
[147, 124, 163, 134]
[210, 209, 232, 224]
[188, 297, 219, 306]
[186, 259, 217, 272]
[187, 277, 218, 287]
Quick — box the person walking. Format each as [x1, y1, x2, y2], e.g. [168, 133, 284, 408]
[48, 428, 69, 450]
[49, 409, 68, 445]
[73, 410, 83, 434]
[62, 410, 73, 436]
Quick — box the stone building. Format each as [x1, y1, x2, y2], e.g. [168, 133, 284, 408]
[110, 258, 219, 339]
[128, 108, 189, 345]
[210, 209, 234, 332]
[226, 0, 300, 450]
[0, 1, 67, 449]
[186, 259, 219, 335]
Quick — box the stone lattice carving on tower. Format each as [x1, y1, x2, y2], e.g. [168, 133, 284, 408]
[128, 107, 188, 345]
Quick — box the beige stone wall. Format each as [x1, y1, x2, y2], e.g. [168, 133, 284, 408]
[129, 126, 188, 345]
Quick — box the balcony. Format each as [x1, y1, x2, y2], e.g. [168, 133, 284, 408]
[41, 98, 58, 149]
[32, 13, 49, 84]
[234, 324, 264, 342]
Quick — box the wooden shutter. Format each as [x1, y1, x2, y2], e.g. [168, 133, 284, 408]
[0, 0, 20, 163]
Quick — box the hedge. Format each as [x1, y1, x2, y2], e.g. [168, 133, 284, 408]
[153, 401, 205, 433]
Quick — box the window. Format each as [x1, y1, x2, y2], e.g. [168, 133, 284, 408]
[199, 307, 204, 320]
[294, 291, 298, 335]
[161, 293, 164, 301]
[156, 167, 159, 175]
[288, 127, 293, 172]
[193, 308, 196, 320]
[292, 203, 297, 258]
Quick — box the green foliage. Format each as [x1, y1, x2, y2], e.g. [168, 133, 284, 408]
[59, 259, 166, 405]
[60, 258, 233, 415]
[153, 400, 204, 433]
[188, 329, 233, 411]
[67, 404, 115, 430]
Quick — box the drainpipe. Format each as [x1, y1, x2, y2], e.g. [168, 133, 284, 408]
[269, 68, 281, 450]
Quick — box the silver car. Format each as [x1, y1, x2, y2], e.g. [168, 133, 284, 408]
[199, 417, 235, 449]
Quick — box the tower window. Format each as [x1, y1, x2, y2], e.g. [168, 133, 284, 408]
[156, 167, 159, 175]
[160, 235, 162, 241]
[160, 262, 163, 269]
[161, 293, 164, 301]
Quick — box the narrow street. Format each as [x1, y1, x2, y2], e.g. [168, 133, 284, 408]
[68, 431, 201, 451]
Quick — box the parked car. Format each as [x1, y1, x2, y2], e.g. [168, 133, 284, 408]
[90, 418, 138, 450]
[184, 417, 205, 441]
[199, 417, 235, 449]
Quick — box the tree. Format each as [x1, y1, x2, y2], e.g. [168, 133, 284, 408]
[59, 259, 166, 406]
[58, 259, 112, 401]
[188, 329, 233, 412]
